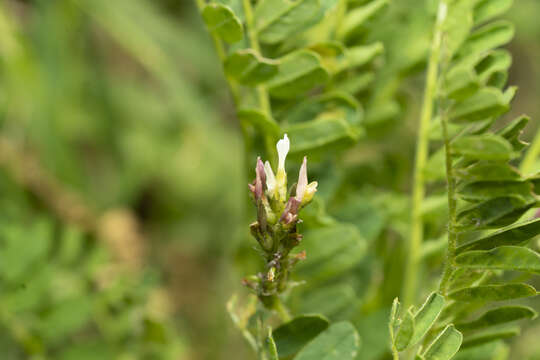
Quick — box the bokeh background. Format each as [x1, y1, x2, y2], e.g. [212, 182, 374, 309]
[0, 0, 539, 359]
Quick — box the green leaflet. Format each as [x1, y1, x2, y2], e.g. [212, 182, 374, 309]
[455, 162, 521, 182]
[409, 293, 445, 346]
[475, 50, 512, 85]
[448, 283, 538, 302]
[455, 196, 534, 231]
[334, 42, 384, 74]
[455, 218, 540, 253]
[295, 225, 366, 285]
[461, 327, 520, 349]
[266, 328, 279, 360]
[451, 134, 515, 161]
[449, 88, 509, 123]
[457, 180, 533, 202]
[201, 3, 243, 43]
[224, 49, 279, 85]
[267, 50, 329, 98]
[420, 325, 463, 360]
[442, 0, 475, 60]
[284, 117, 361, 156]
[473, 0, 513, 25]
[272, 315, 329, 358]
[238, 108, 281, 137]
[337, 0, 389, 40]
[395, 308, 415, 351]
[444, 67, 479, 101]
[456, 306, 537, 332]
[294, 322, 360, 360]
[454, 246, 540, 274]
[497, 115, 529, 151]
[299, 285, 357, 320]
[255, 0, 321, 44]
[456, 20, 515, 65]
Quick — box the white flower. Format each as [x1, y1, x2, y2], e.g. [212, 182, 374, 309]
[295, 156, 317, 205]
[275, 134, 289, 201]
[264, 161, 276, 195]
[295, 157, 308, 202]
[276, 134, 290, 174]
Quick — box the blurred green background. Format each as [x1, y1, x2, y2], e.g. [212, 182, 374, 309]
[0, 0, 539, 359]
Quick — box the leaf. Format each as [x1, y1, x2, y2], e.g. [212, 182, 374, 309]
[267, 50, 329, 98]
[272, 315, 329, 358]
[456, 21, 515, 65]
[294, 322, 360, 360]
[421, 325, 463, 360]
[475, 50, 512, 85]
[443, 0, 476, 59]
[201, 3, 243, 43]
[444, 67, 479, 101]
[238, 108, 281, 137]
[455, 162, 521, 182]
[409, 293, 445, 346]
[266, 328, 279, 360]
[448, 283, 538, 302]
[334, 43, 384, 73]
[455, 196, 534, 231]
[296, 225, 366, 285]
[455, 218, 540, 253]
[497, 115, 529, 151]
[455, 246, 540, 274]
[255, 0, 320, 44]
[451, 135, 514, 160]
[284, 117, 361, 156]
[449, 88, 509, 123]
[224, 49, 279, 85]
[282, 92, 362, 126]
[299, 285, 357, 320]
[395, 308, 415, 351]
[456, 306, 537, 332]
[473, 0, 513, 25]
[457, 180, 533, 202]
[461, 327, 520, 349]
[338, 0, 389, 40]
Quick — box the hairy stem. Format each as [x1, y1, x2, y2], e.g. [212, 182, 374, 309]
[403, 0, 447, 306]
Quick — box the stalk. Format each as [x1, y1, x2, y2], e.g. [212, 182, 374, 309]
[241, 0, 277, 163]
[403, 0, 447, 306]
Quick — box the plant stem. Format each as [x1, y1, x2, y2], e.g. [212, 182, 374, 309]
[273, 296, 292, 322]
[241, 0, 277, 163]
[521, 126, 540, 175]
[403, 0, 446, 307]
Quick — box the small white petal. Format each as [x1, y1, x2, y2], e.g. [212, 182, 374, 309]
[296, 157, 308, 201]
[264, 161, 276, 193]
[276, 134, 290, 171]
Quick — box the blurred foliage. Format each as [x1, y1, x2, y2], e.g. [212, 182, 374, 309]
[0, 0, 539, 359]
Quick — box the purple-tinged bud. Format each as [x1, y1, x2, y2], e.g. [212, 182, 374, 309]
[251, 157, 266, 201]
[280, 197, 301, 224]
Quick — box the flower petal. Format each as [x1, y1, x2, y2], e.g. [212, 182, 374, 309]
[276, 134, 290, 171]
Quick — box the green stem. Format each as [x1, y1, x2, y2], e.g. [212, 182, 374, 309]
[521, 126, 540, 175]
[403, 0, 446, 307]
[273, 297, 292, 322]
[242, 0, 270, 115]
[241, 0, 276, 165]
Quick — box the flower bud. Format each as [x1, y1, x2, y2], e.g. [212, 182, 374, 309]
[275, 134, 289, 202]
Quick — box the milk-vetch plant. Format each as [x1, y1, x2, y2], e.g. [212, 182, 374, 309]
[197, 0, 540, 359]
